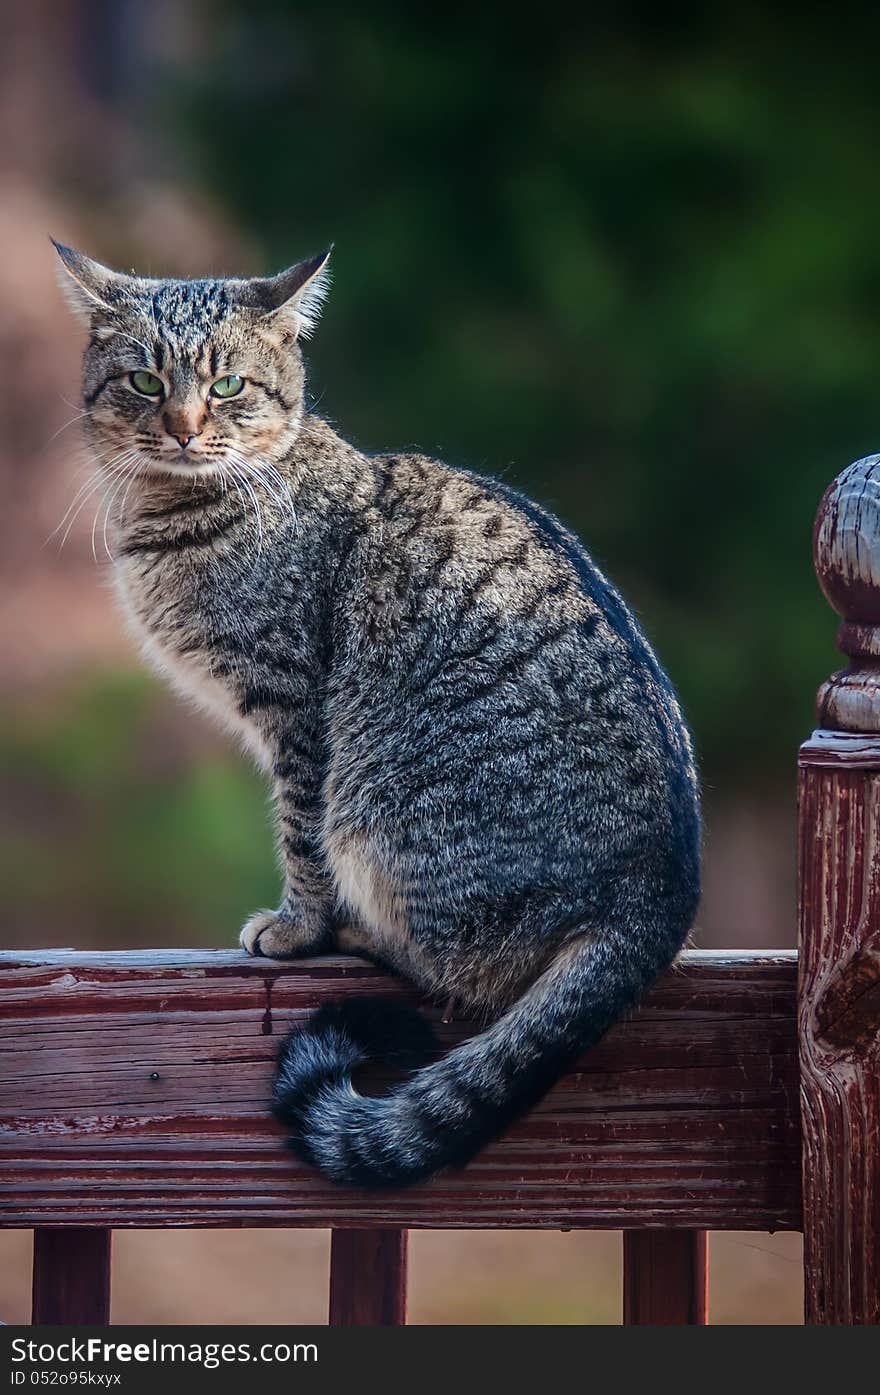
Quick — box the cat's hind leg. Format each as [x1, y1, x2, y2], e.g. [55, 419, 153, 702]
[334, 923, 375, 956]
[333, 922, 407, 978]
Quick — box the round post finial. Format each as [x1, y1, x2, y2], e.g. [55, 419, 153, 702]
[813, 454, 880, 732]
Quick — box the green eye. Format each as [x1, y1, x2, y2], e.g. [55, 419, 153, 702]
[210, 374, 245, 398]
[130, 370, 164, 397]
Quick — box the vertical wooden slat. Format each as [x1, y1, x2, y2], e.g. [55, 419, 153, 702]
[798, 455, 880, 1324]
[623, 1231, 708, 1324]
[328, 1228, 408, 1325]
[32, 1228, 112, 1325]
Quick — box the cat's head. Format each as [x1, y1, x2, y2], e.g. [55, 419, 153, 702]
[53, 240, 331, 478]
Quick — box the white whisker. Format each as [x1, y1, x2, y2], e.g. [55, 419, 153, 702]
[90, 452, 140, 561]
[47, 408, 89, 446]
[224, 459, 264, 552]
[47, 447, 139, 547]
[230, 454, 287, 507]
[226, 449, 296, 535]
[100, 454, 146, 559]
[214, 464, 251, 565]
[56, 461, 130, 555]
[116, 457, 147, 528]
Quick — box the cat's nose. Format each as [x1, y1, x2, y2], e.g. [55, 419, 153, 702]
[162, 410, 205, 449]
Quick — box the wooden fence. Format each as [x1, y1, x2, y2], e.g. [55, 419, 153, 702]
[2, 455, 879, 1325]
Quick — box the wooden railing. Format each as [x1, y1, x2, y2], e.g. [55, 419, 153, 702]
[2, 455, 879, 1324]
[3, 947, 797, 1324]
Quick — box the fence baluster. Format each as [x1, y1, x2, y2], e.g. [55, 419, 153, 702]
[328, 1228, 408, 1325]
[32, 1228, 112, 1325]
[623, 1231, 708, 1324]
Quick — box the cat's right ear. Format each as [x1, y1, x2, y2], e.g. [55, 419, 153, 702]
[51, 239, 129, 321]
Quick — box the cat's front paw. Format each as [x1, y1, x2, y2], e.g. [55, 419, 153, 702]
[239, 909, 323, 959]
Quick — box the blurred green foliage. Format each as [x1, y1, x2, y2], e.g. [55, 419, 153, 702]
[10, 3, 880, 949]
[1, 676, 276, 946]
[168, 1, 880, 781]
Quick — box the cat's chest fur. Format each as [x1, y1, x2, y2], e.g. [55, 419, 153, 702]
[112, 552, 274, 770]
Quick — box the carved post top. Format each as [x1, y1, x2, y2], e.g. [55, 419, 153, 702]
[812, 454, 880, 737]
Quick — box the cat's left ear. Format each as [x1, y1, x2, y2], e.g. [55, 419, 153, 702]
[238, 247, 333, 339]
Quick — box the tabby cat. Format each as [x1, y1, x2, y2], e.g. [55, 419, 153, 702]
[55, 240, 700, 1188]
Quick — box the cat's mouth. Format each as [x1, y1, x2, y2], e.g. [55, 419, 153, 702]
[144, 450, 222, 480]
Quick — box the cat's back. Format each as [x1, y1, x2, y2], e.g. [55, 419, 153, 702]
[325, 448, 700, 935]
[338, 451, 696, 801]
[351, 451, 668, 694]
[352, 451, 590, 638]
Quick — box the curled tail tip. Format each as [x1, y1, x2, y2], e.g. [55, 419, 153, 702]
[271, 996, 439, 1187]
[271, 995, 437, 1130]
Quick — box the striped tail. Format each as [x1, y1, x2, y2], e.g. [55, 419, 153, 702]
[272, 926, 680, 1188]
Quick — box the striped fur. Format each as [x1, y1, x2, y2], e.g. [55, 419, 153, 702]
[57, 244, 701, 1187]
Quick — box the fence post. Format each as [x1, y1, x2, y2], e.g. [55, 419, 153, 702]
[799, 454, 880, 1324]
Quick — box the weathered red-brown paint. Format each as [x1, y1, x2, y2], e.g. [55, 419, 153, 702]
[0, 948, 800, 1232]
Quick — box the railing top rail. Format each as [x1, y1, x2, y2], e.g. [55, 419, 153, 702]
[1, 947, 800, 1233]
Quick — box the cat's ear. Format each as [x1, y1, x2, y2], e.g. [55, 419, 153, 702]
[237, 247, 333, 339]
[51, 239, 131, 321]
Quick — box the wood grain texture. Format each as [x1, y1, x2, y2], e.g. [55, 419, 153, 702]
[32, 1227, 111, 1324]
[623, 1230, 708, 1324]
[0, 948, 800, 1231]
[813, 455, 880, 732]
[799, 735, 880, 1323]
[329, 1229, 408, 1325]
